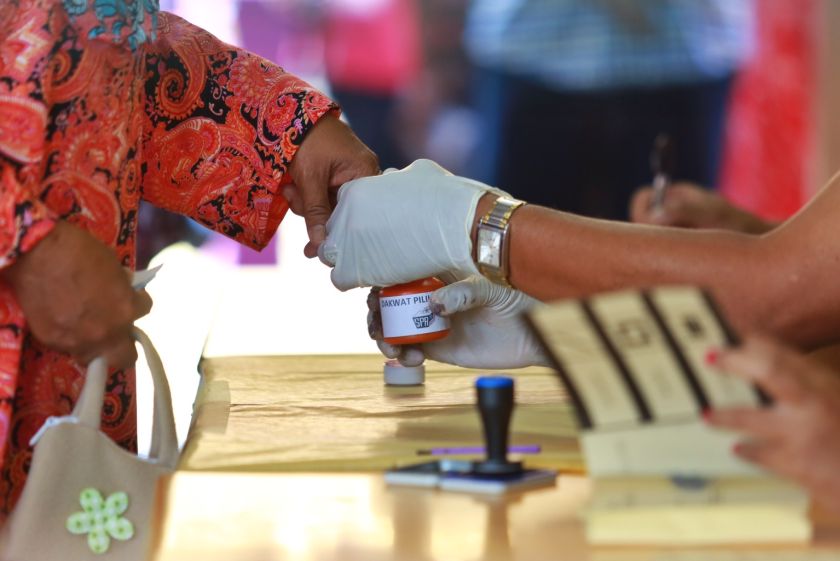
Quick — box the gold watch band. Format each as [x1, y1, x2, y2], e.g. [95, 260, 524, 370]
[475, 196, 526, 287]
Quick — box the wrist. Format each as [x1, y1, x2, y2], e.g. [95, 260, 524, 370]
[1, 218, 61, 284]
[471, 194, 526, 288]
[288, 112, 339, 181]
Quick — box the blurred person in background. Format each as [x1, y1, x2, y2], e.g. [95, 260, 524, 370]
[392, 0, 477, 173]
[237, 0, 423, 171]
[464, 0, 755, 220]
[235, 0, 479, 175]
[322, 0, 422, 170]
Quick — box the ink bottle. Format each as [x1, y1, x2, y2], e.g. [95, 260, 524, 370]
[379, 277, 451, 345]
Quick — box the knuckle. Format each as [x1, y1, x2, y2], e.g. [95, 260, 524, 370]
[304, 209, 331, 228]
[366, 290, 380, 311]
[35, 322, 64, 347]
[51, 309, 80, 333]
[363, 151, 380, 172]
[367, 317, 382, 340]
[115, 299, 135, 322]
[45, 326, 80, 354]
[87, 323, 109, 345]
[134, 292, 153, 317]
[762, 345, 785, 375]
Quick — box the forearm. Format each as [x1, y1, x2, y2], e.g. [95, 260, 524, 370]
[511, 204, 770, 329]
[473, 194, 836, 348]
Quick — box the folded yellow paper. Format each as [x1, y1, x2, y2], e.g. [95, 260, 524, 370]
[585, 476, 811, 545]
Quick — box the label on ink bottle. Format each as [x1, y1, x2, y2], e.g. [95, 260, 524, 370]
[380, 291, 451, 338]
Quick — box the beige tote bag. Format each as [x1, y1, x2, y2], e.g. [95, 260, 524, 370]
[0, 328, 178, 561]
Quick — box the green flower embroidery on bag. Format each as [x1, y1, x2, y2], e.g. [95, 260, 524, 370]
[66, 488, 134, 554]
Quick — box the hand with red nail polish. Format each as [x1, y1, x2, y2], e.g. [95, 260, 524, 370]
[705, 335, 840, 515]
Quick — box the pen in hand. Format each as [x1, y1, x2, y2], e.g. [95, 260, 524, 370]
[650, 133, 675, 212]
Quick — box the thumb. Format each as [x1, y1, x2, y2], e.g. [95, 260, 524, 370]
[318, 238, 337, 267]
[431, 276, 500, 316]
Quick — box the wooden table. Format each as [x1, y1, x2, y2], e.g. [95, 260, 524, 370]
[147, 355, 840, 560]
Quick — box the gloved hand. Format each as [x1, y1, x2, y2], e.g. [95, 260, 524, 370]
[319, 159, 506, 291]
[368, 275, 549, 369]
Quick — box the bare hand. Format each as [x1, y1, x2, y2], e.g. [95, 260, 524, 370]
[630, 183, 776, 234]
[286, 114, 379, 258]
[2, 221, 152, 368]
[706, 336, 840, 515]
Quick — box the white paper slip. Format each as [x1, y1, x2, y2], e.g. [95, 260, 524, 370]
[132, 265, 163, 291]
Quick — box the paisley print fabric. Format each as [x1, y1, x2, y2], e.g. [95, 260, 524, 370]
[0, 0, 337, 521]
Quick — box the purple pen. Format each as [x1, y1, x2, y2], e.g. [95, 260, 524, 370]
[416, 445, 541, 456]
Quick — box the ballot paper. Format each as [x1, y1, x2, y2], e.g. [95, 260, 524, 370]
[527, 287, 812, 545]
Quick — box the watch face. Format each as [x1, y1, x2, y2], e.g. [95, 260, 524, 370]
[477, 228, 502, 267]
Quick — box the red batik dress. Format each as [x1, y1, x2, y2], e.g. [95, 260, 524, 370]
[0, 0, 337, 519]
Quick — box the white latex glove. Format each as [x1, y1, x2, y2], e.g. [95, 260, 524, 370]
[319, 159, 505, 291]
[368, 276, 549, 369]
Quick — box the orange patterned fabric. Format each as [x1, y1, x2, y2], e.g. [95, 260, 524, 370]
[0, 0, 336, 520]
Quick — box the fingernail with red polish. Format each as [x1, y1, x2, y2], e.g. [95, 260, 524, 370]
[705, 349, 719, 366]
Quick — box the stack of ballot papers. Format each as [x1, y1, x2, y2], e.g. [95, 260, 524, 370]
[527, 287, 811, 545]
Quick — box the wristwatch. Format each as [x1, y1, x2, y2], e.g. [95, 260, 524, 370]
[474, 196, 526, 287]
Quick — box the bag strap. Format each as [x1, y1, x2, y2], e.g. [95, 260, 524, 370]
[72, 327, 179, 468]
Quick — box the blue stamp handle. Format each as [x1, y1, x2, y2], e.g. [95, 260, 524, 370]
[476, 376, 514, 389]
